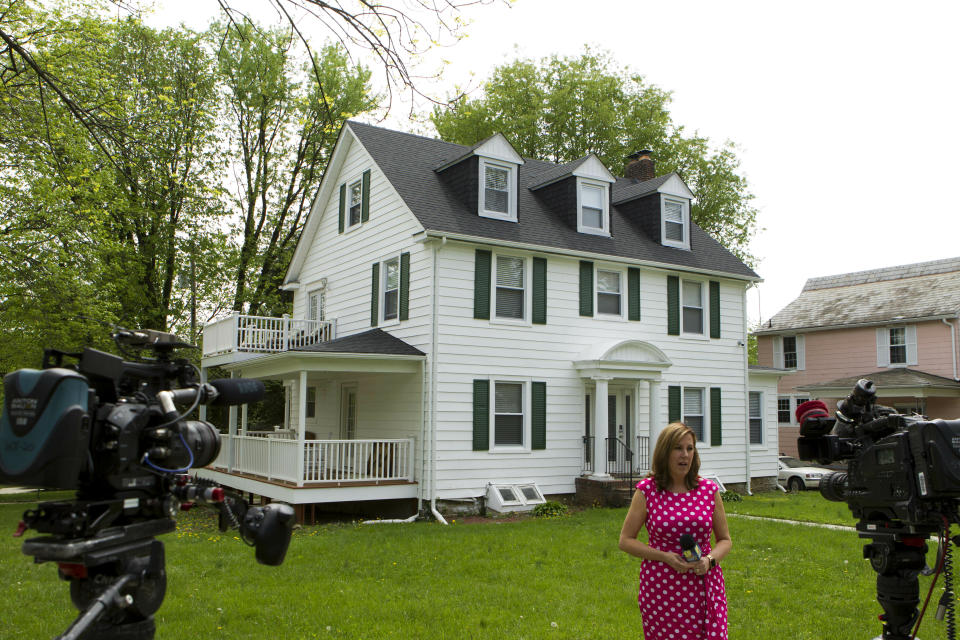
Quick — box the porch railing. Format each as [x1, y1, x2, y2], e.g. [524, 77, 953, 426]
[634, 435, 650, 472]
[582, 435, 651, 478]
[606, 437, 635, 485]
[211, 436, 415, 485]
[202, 314, 336, 357]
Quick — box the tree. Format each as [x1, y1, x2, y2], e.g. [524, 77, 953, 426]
[431, 51, 759, 266]
[215, 20, 377, 316]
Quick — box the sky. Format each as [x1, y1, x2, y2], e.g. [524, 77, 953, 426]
[150, 0, 960, 326]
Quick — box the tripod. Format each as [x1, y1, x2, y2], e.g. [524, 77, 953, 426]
[23, 518, 176, 640]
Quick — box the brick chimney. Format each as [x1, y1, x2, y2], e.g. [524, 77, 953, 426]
[624, 150, 655, 181]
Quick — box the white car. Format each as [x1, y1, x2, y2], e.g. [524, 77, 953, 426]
[777, 456, 831, 491]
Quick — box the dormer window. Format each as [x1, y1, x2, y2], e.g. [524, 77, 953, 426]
[662, 197, 689, 249]
[479, 158, 517, 221]
[577, 179, 609, 235]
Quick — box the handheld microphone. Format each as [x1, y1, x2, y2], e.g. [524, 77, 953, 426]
[679, 533, 701, 563]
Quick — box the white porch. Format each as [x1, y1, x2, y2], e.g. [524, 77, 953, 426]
[201, 313, 337, 367]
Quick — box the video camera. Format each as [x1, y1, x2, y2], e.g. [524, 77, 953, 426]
[797, 379, 960, 640]
[0, 328, 295, 640]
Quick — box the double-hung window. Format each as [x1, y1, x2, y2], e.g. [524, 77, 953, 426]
[494, 381, 524, 447]
[877, 325, 916, 367]
[348, 180, 363, 227]
[783, 336, 798, 369]
[682, 280, 704, 334]
[382, 257, 400, 321]
[684, 387, 705, 442]
[777, 397, 791, 424]
[889, 327, 907, 365]
[479, 159, 516, 221]
[308, 288, 325, 323]
[749, 392, 763, 444]
[495, 255, 525, 320]
[662, 198, 690, 249]
[597, 270, 622, 316]
[578, 180, 609, 235]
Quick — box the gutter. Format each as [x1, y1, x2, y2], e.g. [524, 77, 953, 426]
[944, 316, 959, 381]
[742, 285, 752, 496]
[422, 231, 761, 284]
[430, 236, 449, 525]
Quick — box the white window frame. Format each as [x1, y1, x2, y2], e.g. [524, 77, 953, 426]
[661, 197, 690, 250]
[878, 325, 916, 367]
[576, 178, 610, 236]
[307, 286, 325, 323]
[479, 158, 517, 222]
[347, 178, 363, 229]
[773, 335, 805, 370]
[681, 279, 706, 336]
[489, 378, 531, 452]
[491, 252, 529, 325]
[777, 396, 792, 424]
[778, 395, 811, 426]
[595, 267, 625, 319]
[683, 387, 706, 444]
[380, 254, 401, 325]
[749, 391, 764, 445]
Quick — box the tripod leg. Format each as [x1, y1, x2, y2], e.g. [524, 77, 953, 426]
[56, 574, 134, 640]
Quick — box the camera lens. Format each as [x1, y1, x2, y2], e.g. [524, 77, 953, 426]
[179, 420, 221, 468]
[819, 471, 848, 502]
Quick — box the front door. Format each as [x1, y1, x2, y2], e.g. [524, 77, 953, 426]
[340, 384, 357, 440]
[607, 389, 632, 464]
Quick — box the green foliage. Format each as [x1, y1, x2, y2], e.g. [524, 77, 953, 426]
[431, 50, 759, 267]
[532, 500, 568, 518]
[720, 490, 743, 503]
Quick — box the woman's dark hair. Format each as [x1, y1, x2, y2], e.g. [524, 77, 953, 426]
[648, 422, 700, 491]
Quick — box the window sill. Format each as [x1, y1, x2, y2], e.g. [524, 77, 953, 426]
[662, 241, 691, 251]
[595, 313, 627, 322]
[490, 317, 532, 328]
[379, 318, 400, 328]
[577, 227, 611, 237]
[679, 332, 710, 341]
[488, 447, 531, 454]
[344, 222, 364, 234]
[479, 210, 517, 223]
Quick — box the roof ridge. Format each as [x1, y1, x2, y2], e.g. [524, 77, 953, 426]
[803, 256, 960, 291]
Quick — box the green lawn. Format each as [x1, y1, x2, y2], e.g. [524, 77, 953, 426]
[0, 492, 953, 639]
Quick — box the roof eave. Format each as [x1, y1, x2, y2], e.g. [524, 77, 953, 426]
[755, 314, 959, 335]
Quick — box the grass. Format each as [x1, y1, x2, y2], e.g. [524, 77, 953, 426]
[723, 488, 858, 526]
[0, 492, 954, 639]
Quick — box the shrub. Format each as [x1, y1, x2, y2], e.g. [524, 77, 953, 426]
[533, 501, 568, 518]
[720, 490, 743, 503]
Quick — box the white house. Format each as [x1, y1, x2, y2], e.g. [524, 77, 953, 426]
[196, 122, 780, 521]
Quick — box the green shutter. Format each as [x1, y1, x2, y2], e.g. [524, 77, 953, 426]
[473, 379, 490, 451]
[361, 169, 371, 222]
[532, 381, 546, 450]
[399, 252, 410, 321]
[628, 267, 641, 321]
[668, 386, 681, 423]
[474, 249, 491, 320]
[579, 261, 594, 317]
[710, 280, 720, 339]
[710, 387, 722, 446]
[370, 262, 379, 327]
[338, 183, 346, 234]
[667, 275, 680, 335]
[532, 257, 547, 324]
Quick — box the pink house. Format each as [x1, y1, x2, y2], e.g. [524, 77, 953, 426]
[755, 257, 960, 457]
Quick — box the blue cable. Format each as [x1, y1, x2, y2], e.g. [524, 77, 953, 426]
[141, 431, 195, 474]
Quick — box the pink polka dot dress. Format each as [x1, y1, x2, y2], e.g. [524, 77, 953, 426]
[635, 476, 728, 640]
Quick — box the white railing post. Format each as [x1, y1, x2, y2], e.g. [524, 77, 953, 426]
[406, 438, 415, 481]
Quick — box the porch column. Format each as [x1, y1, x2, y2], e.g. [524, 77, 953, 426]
[241, 403, 248, 434]
[227, 370, 237, 472]
[648, 379, 661, 456]
[634, 381, 643, 469]
[198, 367, 208, 421]
[297, 370, 307, 487]
[591, 376, 612, 479]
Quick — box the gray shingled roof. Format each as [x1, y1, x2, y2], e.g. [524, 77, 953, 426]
[347, 121, 758, 280]
[756, 257, 960, 333]
[611, 174, 673, 205]
[528, 156, 592, 189]
[796, 368, 960, 394]
[293, 328, 425, 356]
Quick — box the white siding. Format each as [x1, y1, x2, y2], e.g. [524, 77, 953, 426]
[432, 243, 753, 499]
[748, 375, 783, 481]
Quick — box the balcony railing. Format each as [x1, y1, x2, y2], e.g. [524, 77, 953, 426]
[202, 314, 336, 357]
[211, 436, 415, 485]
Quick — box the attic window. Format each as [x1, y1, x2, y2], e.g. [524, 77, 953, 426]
[661, 197, 690, 249]
[479, 158, 517, 221]
[577, 179, 609, 236]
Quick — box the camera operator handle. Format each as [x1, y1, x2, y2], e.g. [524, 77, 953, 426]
[56, 573, 134, 640]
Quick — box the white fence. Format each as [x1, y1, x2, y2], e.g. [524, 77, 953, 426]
[212, 437, 415, 485]
[202, 314, 336, 357]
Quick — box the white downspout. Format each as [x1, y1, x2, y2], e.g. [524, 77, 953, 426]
[430, 237, 448, 525]
[742, 285, 753, 496]
[943, 317, 959, 381]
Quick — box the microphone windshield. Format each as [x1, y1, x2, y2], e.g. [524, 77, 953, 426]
[679, 533, 701, 562]
[209, 378, 265, 406]
[679, 533, 696, 550]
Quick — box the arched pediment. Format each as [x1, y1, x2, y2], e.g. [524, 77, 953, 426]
[573, 339, 672, 379]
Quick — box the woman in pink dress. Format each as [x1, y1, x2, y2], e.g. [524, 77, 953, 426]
[619, 422, 732, 639]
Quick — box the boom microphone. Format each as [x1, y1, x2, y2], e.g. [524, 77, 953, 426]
[679, 533, 701, 562]
[209, 378, 266, 406]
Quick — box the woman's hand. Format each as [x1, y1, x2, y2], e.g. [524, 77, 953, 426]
[664, 553, 692, 573]
[691, 556, 711, 576]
